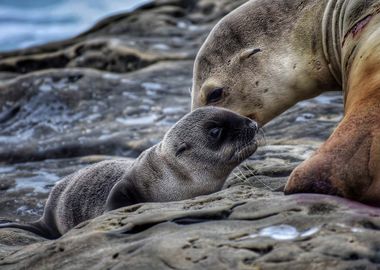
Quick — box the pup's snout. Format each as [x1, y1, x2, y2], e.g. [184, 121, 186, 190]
[246, 119, 258, 132]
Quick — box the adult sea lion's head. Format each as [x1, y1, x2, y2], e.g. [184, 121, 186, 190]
[191, 0, 338, 126]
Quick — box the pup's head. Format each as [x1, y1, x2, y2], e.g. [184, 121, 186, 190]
[163, 107, 258, 176]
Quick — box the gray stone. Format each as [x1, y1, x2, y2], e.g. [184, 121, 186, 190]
[1, 186, 380, 269]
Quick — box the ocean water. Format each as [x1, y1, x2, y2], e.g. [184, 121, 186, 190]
[0, 0, 150, 52]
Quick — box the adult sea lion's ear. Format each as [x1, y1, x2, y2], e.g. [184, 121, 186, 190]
[239, 48, 261, 61]
[175, 142, 190, 157]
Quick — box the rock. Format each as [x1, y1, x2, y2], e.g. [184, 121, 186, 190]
[264, 92, 343, 145]
[0, 0, 248, 75]
[1, 186, 380, 269]
[0, 62, 192, 163]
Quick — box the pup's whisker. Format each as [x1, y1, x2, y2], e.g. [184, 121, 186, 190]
[243, 164, 274, 191]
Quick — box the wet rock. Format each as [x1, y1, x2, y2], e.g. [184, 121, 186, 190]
[0, 62, 192, 163]
[1, 186, 380, 269]
[264, 92, 343, 145]
[0, 0, 247, 75]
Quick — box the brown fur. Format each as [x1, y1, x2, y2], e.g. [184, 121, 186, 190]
[192, 0, 380, 204]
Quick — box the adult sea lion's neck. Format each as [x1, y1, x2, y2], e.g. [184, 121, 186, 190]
[321, 0, 347, 87]
[322, 0, 380, 94]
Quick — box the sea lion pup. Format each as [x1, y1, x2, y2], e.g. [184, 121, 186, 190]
[0, 107, 258, 239]
[191, 0, 380, 204]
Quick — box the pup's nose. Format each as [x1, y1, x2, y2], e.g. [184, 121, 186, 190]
[246, 119, 258, 131]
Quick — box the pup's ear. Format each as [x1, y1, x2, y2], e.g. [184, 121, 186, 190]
[105, 178, 142, 211]
[176, 142, 190, 157]
[239, 48, 261, 61]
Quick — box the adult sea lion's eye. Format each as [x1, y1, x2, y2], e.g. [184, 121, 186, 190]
[209, 127, 222, 140]
[206, 88, 224, 104]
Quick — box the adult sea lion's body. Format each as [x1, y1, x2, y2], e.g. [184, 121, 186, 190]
[192, 0, 380, 204]
[0, 107, 258, 239]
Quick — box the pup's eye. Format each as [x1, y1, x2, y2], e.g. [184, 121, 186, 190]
[206, 88, 224, 104]
[209, 127, 222, 139]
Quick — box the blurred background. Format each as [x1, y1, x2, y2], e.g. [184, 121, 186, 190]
[0, 0, 149, 51]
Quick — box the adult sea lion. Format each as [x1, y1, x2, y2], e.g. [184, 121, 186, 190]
[0, 107, 258, 239]
[191, 0, 380, 204]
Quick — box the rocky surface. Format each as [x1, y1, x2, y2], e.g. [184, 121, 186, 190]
[1, 0, 376, 269]
[2, 186, 380, 269]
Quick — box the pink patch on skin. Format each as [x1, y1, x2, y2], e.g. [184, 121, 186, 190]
[342, 15, 373, 46]
[351, 15, 373, 37]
